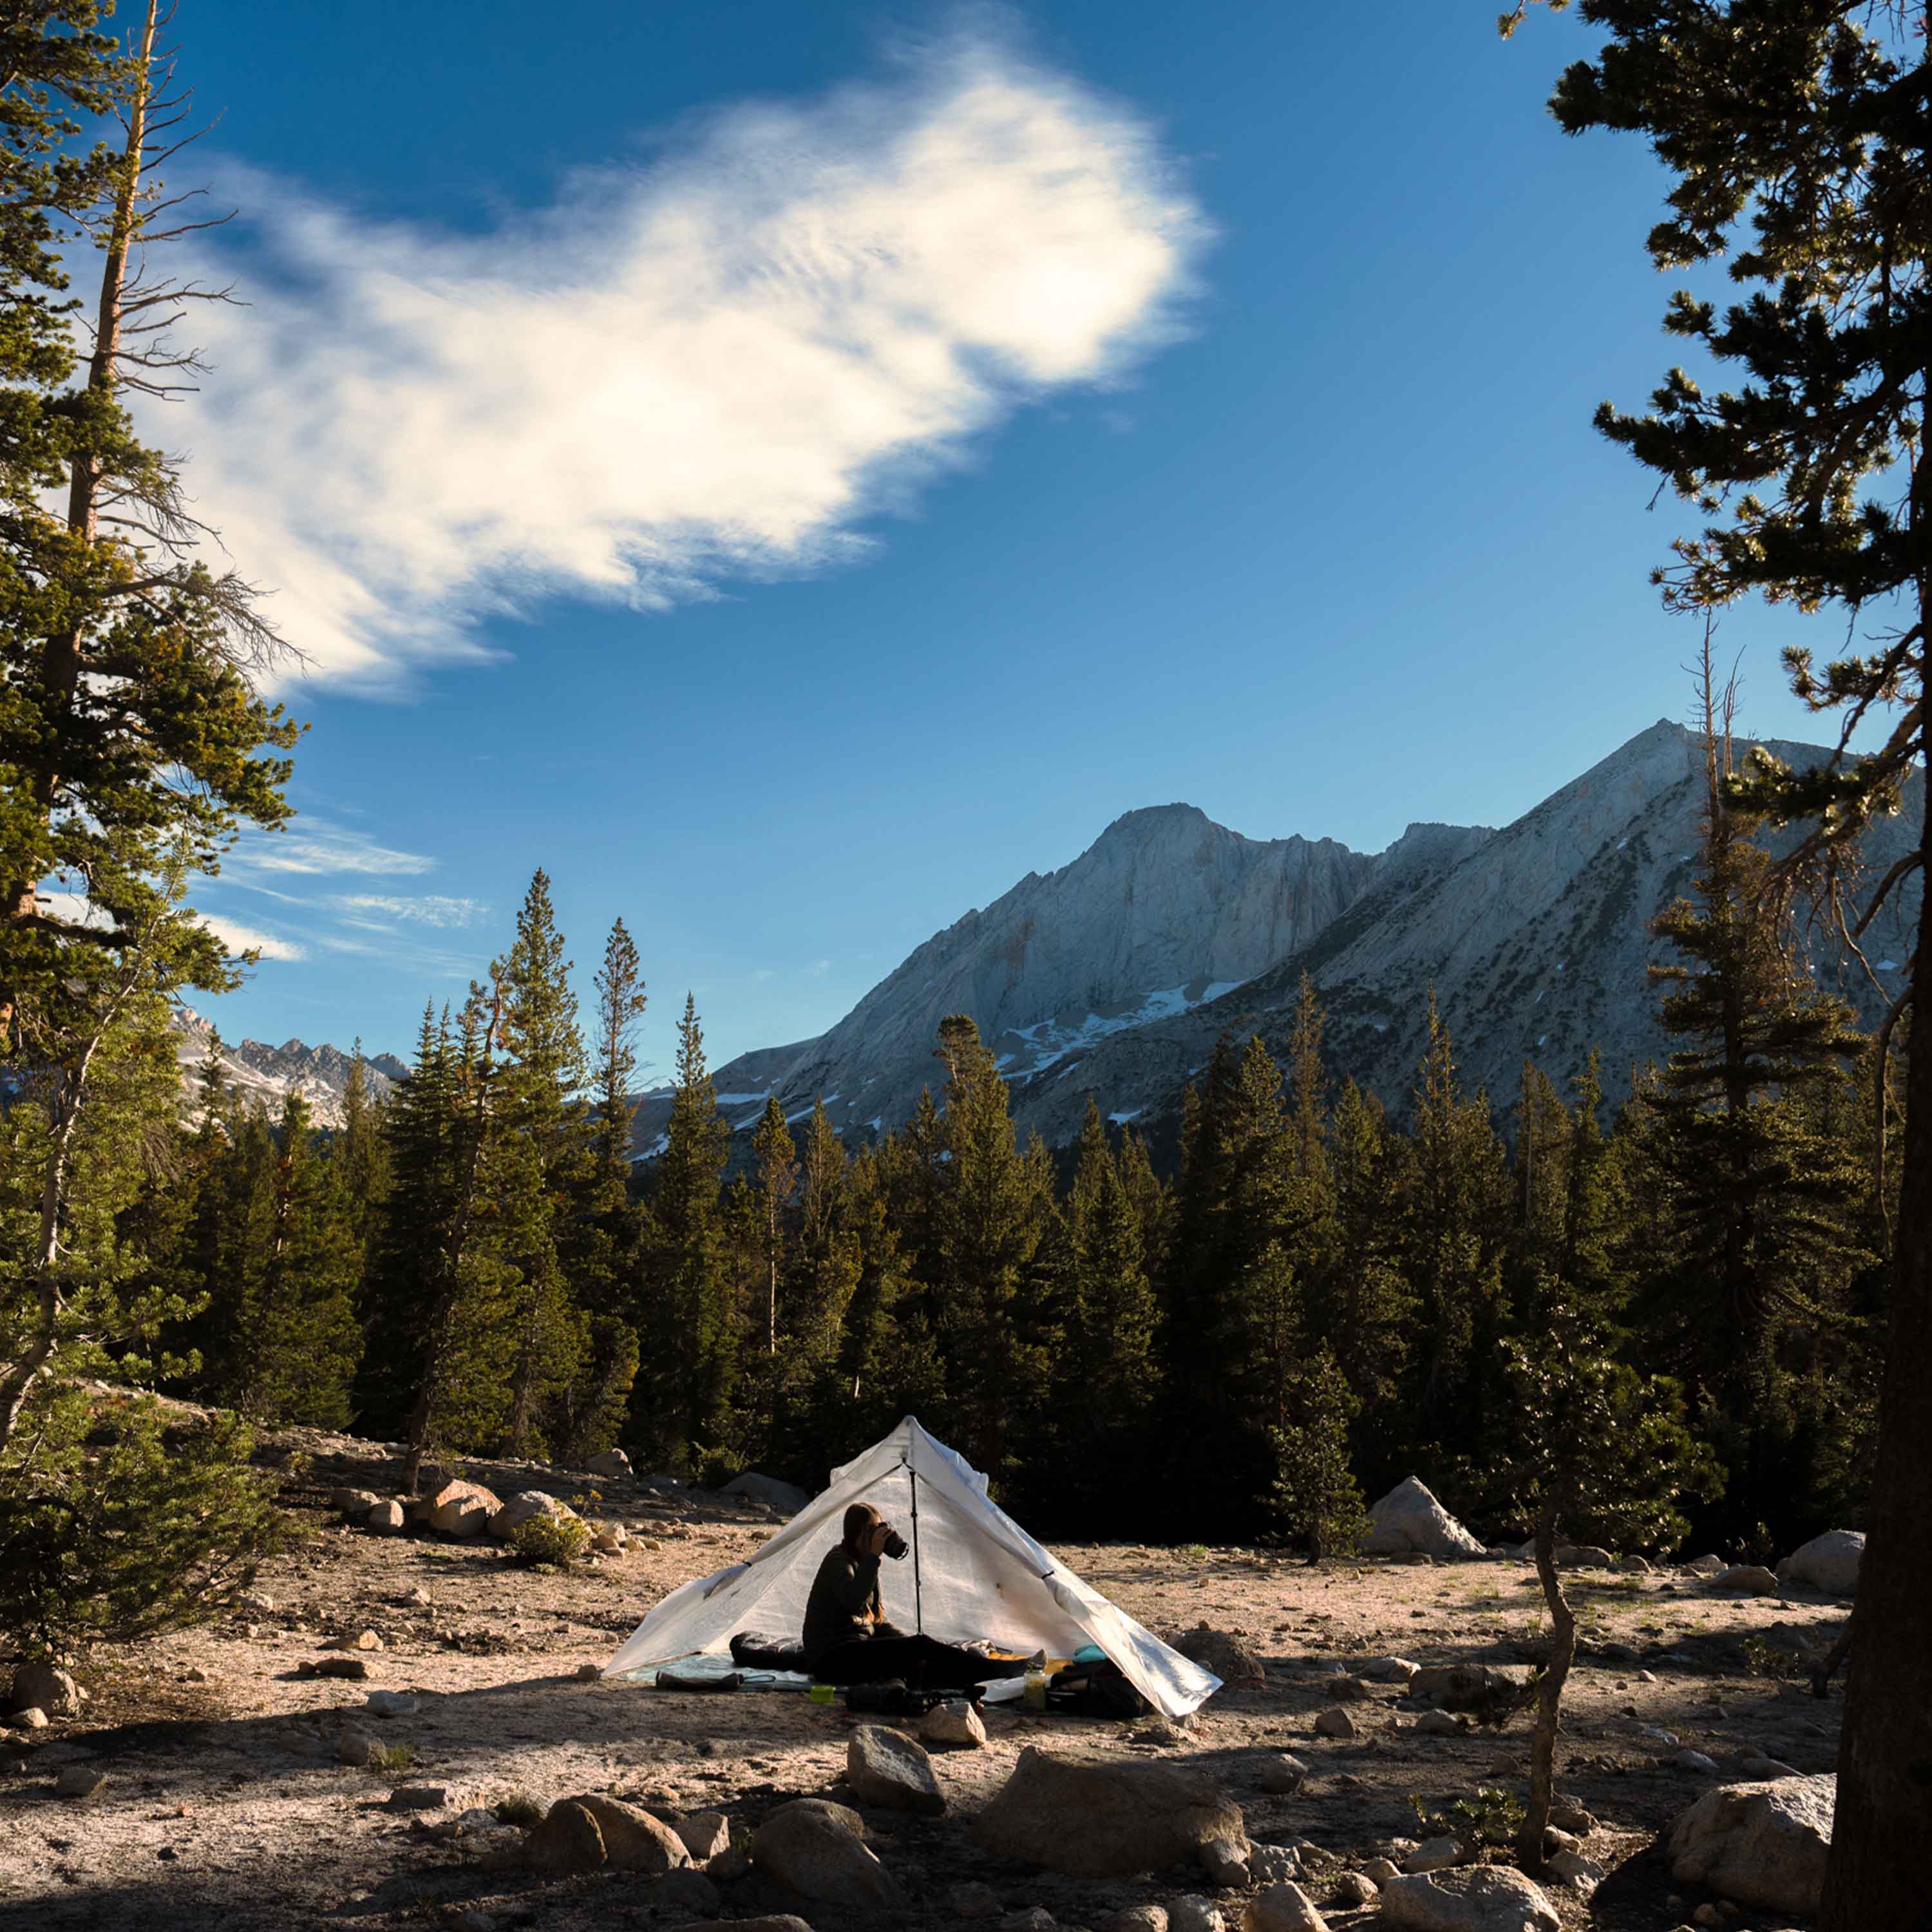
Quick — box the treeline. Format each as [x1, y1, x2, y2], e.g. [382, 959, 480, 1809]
[151, 758, 1895, 1556]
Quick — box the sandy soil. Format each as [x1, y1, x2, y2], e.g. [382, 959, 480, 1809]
[0, 1433, 1850, 1932]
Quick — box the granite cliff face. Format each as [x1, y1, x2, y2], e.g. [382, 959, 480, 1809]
[627, 719, 1922, 1162]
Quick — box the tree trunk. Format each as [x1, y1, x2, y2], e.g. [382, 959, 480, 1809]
[1821, 790, 1932, 1929]
[1515, 1501, 1575, 1872]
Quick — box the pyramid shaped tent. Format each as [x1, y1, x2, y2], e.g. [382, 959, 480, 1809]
[605, 1416, 1222, 1719]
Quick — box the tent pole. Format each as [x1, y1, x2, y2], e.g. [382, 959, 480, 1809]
[909, 1464, 923, 1634]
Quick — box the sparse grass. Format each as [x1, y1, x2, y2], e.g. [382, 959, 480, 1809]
[367, 1741, 417, 1773]
[495, 1790, 546, 1829]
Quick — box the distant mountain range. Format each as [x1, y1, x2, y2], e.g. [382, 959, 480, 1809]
[171, 1009, 406, 1130]
[180, 719, 1922, 1159]
[622, 719, 1922, 1162]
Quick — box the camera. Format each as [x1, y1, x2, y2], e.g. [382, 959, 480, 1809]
[880, 1527, 909, 1561]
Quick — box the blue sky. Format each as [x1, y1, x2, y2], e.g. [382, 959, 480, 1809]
[170, 1, 1850, 1079]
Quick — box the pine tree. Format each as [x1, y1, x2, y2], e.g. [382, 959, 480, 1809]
[225, 1093, 361, 1427]
[634, 995, 732, 1468]
[1267, 1341, 1368, 1560]
[751, 1096, 799, 1358]
[1635, 679, 1870, 1544]
[0, 4, 297, 1442]
[489, 870, 598, 1456]
[1502, 10, 1932, 1908]
[917, 1016, 1056, 1485]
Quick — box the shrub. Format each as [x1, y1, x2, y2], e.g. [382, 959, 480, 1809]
[507, 1511, 591, 1568]
[495, 1790, 546, 1829]
[0, 1387, 290, 1658]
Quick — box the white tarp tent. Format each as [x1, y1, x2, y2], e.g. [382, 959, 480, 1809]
[604, 1416, 1221, 1719]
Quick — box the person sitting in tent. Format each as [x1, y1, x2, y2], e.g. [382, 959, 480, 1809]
[803, 1502, 1003, 1689]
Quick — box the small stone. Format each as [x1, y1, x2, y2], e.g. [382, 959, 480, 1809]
[1639, 1669, 1658, 1683]
[999, 1911, 1058, 1932]
[1362, 1857, 1401, 1884]
[7, 1662, 80, 1718]
[365, 1690, 417, 1717]
[1168, 1901, 1226, 1932]
[846, 1723, 945, 1815]
[399, 1586, 431, 1607]
[575, 1663, 601, 1681]
[1361, 1657, 1419, 1684]
[1694, 1908, 1722, 1928]
[1099, 1909, 1169, 1932]
[1244, 1882, 1328, 1931]
[366, 1501, 405, 1533]
[1200, 1835, 1251, 1886]
[1711, 1565, 1779, 1596]
[1674, 1750, 1721, 1776]
[14, 1709, 48, 1730]
[1333, 1873, 1378, 1906]
[386, 1782, 456, 1811]
[1546, 1803, 1595, 1835]
[1401, 1835, 1462, 1874]
[1249, 1844, 1300, 1884]
[1545, 1848, 1602, 1893]
[338, 1723, 382, 1766]
[55, 1766, 107, 1800]
[923, 1698, 989, 1749]
[304, 1656, 369, 1681]
[523, 1797, 607, 1874]
[1325, 1674, 1371, 1701]
[353, 1629, 384, 1652]
[1414, 1709, 1465, 1736]
[1378, 1866, 1560, 1931]
[1313, 1707, 1357, 1739]
[1260, 1753, 1308, 1795]
[674, 1809, 730, 1861]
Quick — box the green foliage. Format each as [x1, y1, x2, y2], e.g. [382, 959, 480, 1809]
[1267, 1343, 1369, 1559]
[0, 1387, 289, 1657]
[1410, 1786, 1525, 1853]
[506, 1511, 592, 1568]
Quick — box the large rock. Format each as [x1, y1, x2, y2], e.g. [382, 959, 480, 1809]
[1712, 1564, 1780, 1596]
[421, 1479, 500, 1538]
[1378, 1868, 1560, 1932]
[1170, 1625, 1266, 1689]
[749, 1797, 904, 1909]
[721, 1470, 812, 1513]
[564, 1793, 688, 1873]
[1407, 1664, 1524, 1712]
[585, 1448, 633, 1481]
[488, 1490, 576, 1539]
[1776, 1529, 1864, 1597]
[1363, 1477, 1485, 1560]
[6, 1661, 79, 1718]
[846, 1723, 944, 1815]
[1666, 1774, 1833, 1915]
[971, 1746, 1247, 1877]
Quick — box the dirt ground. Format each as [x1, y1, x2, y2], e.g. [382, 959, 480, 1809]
[0, 1432, 1850, 1932]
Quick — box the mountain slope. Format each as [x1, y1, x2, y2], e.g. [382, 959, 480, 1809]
[629, 719, 1922, 1160]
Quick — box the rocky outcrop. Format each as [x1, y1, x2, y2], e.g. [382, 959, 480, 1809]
[1777, 1529, 1863, 1596]
[1364, 1477, 1485, 1560]
[971, 1747, 1246, 1877]
[1667, 1774, 1834, 1915]
[171, 1010, 404, 1130]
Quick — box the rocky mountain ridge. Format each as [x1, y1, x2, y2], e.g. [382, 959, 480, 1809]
[171, 1009, 406, 1130]
[625, 719, 1922, 1161]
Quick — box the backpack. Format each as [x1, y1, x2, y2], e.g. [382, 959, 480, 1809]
[1045, 1657, 1151, 1721]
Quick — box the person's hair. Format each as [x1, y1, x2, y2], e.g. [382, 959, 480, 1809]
[842, 1502, 884, 1555]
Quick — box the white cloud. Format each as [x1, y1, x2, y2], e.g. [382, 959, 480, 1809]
[199, 914, 306, 962]
[334, 894, 487, 927]
[228, 819, 435, 878]
[807, 958, 833, 978]
[167, 32, 1205, 686]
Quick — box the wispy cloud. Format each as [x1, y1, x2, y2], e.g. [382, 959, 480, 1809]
[198, 914, 307, 962]
[167, 32, 1205, 687]
[230, 820, 435, 878]
[807, 958, 833, 978]
[334, 894, 488, 928]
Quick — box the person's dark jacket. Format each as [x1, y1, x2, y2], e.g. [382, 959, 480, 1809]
[802, 1544, 882, 1666]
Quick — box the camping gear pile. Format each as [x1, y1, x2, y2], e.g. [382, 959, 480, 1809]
[604, 1416, 1220, 1719]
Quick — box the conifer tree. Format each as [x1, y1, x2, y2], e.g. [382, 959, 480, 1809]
[586, 918, 646, 1293]
[489, 871, 598, 1455]
[1504, 8, 1932, 1906]
[634, 995, 732, 1467]
[751, 1095, 798, 1357]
